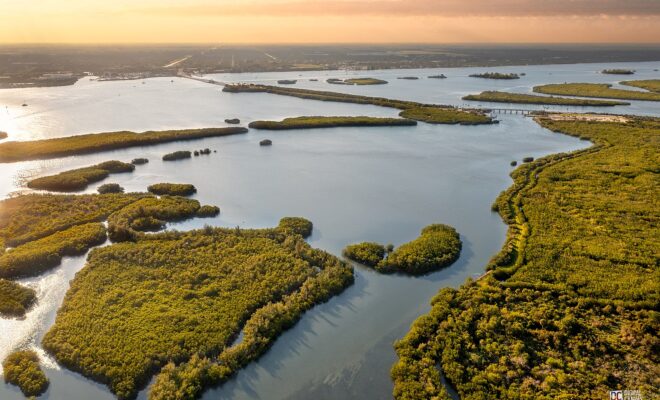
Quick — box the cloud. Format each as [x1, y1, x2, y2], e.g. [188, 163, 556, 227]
[135, 0, 660, 18]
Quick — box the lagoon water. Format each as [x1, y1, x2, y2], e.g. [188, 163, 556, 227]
[0, 61, 658, 400]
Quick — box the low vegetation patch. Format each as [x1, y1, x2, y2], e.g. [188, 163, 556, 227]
[392, 116, 660, 399]
[534, 83, 660, 101]
[428, 74, 447, 79]
[196, 205, 220, 218]
[98, 183, 124, 194]
[0, 131, 7, 140]
[27, 160, 135, 192]
[278, 216, 313, 238]
[43, 218, 353, 400]
[399, 107, 492, 125]
[162, 150, 192, 161]
[343, 224, 461, 275]
[469, 72, 520, 79]
[148, 183, 197, 196]
[343, 242, 386, 268]
[397, 76, 419, 80]
[602, 69, 635, 75]
[621, 79, 660, 93]
[463, 91, 628, 106]
[225, 118, 240, 124]
[131, 158, 149, 165]
[248, 116, 417, 130]
[2, 350, 49, 397]
[0, 127, 247, 163]
[0, 279, 36, 318]
[0, 223, 107, 279]
[344, 78, 388, 85]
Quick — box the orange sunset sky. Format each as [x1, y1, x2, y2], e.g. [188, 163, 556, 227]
[1, 0, 659, 44]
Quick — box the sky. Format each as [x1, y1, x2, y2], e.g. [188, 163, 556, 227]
[1, 0, 659, 44]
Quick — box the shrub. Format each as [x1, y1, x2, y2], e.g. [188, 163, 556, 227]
[382, 224, 461, 275]
[260, 139, 272, 146]
[278, 217, 313, 238]
[523, 157, 534, 163]
[162, 151, 192, 161]
[147, 183, 197, 196]
[0, 279, 36, 317]
[131, 158, 149, 165]
[196, 205, 220, 218]
[343, 242, 386, 267]
[225, 118, 240, 124]
[2, 350, 49, 397]
[98, 183, 124, 194]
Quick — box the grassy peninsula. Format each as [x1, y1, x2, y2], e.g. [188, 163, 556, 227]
[469, 72, 520, 79]
[248, 116, 417, 130]
[463, 91, 629, 106]
[392, 115, 660, 399]
[224, 84, 493, 125]
[534, 83, 660, 101]
[2, 350, 49, 397]
[43, 218, 353, 400]
[621, 79, 660, 93]
[0, 127, 247, 163]
[343, 224, 461, 275]
[27, 160, 135, 192]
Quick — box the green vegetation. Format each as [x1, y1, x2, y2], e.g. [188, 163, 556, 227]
[343, 224, 461, 275]
[0, 193, 147, 250]
[0, 127, 247, 163]
[469, 72, 520, 79]
[0, 279, 36, 317]
[343, 242, 386, 268]
[42, 218, 353, 400]
[248, 116, 417, 130]
[162, 151, 192, 161]
[392, 116, 660, 399]
[344, 78, 388, 85]
[223, 84, 494, 124]
[534, 83, 660, 101]
[2, 350, 49, 397]
[131, 158, 149, 165]
[399, 107, 492, 125]
[621, 79, 660, 93]
[98, 183, 124, 194]
[27, 160, 135, 192]
[602, 69, 635, 75]
[278, 217, 313, 238]
[463, 91, 629, 106]
[148, 183, 197, 197]
[196, 205, 220, 218]
[522, 156, 534, 163]
[382, 224, 461, 275]
[106, 196, 205, 242]
[0, 223, 107, 279]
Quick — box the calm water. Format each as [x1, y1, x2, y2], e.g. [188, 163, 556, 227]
[0, 61, 658, 400]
